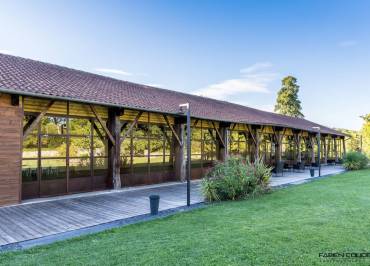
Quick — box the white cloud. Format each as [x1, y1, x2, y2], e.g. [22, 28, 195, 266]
[95, 68, 133, 76]
[0, 49, 14, 55]
[144, 83, 164, 88]
[194, 62, 277, 100]
[338, 40, 358, 47]
[240, 62, 273, 74]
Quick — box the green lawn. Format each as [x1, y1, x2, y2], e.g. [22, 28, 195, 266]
[1, 169, 370, 265]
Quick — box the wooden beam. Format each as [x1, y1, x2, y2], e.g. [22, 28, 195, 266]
[292, 130, 302, 146]
[247, 125, 257, 145]
[272, 127, 286, 145]
[90, 104, 115, 146]
[208, 128, 217, 144]
[163, 115, 182, 146]
[160, 126, 172, 144]
[91, 121, 105, 142]
[120, 111, 143, 144]
[23, 100, 55, 138]
[212, 122, 225, 148]
[120, 122, 128, 133]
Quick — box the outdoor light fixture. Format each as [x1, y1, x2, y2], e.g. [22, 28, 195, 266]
[178, 103, 189, 113]
[179, 103, 191, 206]
[312, 126, 321, 177]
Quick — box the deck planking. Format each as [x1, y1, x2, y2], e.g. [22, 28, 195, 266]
[0, 165, 344, 247]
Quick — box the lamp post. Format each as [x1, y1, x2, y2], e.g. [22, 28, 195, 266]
[179, 103, 191, 206]
[312, 126, 321, 176]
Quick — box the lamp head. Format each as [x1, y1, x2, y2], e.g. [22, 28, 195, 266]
[178, 103, 189, 114]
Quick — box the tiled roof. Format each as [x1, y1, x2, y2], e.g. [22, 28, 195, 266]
[0, 53, 343, 136]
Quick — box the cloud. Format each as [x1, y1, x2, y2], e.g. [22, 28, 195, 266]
[194, 62, 277, 100]
[0, 49, 14, 55]
[338, 40, 358, 47]
[95, 68, 133, 76]
[144, 83, 164, 88]
[240, 62, 273, 74]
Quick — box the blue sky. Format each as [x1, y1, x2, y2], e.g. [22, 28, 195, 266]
[0, 0, 369, 130]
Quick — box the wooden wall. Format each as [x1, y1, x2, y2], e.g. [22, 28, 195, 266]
[0, 94, 22, 206]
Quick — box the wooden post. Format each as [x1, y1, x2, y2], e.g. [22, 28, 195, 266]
[217, 123, 230, 161]
[247, 125, 262, 162]
[322, 135, 328, 164]
[248, 132, 254, 162]
[107, 108, 122, 189]
[293, 131, 302, 163]
[273, 128, 284, 166]
[173, 118, 185, 181]
[334, 137, 339, 163]
[309, 134, 316, 164]
[342, 137, 346, 157]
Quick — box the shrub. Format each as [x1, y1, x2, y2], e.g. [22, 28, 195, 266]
[343, 151, 369, 170]
[201, 156, 272, 202]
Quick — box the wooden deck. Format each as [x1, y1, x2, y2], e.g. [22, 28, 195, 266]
[0, 165, 345, 247]
[0, 182, 203, 246]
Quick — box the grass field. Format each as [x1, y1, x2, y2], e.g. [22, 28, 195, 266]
[1, 169, 370, 265]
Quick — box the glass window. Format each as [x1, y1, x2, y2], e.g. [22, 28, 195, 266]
[41, 116, 67, 135]
[70, 118, 91, 135]
[69, 158, 91, 178]
[70, 137, 91, 157]
[23, 135, 38, 159]
[203, 141, 214, 161]
[149, 124, 163, 138]
[94, 157, 108, 176]
[191, 140, 202, 155]
[41, 136, 66, 158]
[150, 156, 163, 164]
[120, 138, 131, 157]
[133, 124, 149, 138]
[22, 159, 38, 182]
[41, 159, 66, 180]
[150, 139, 163, 155]
[133, 156, 148, 166]
[191, 128, 202, 140]
[164, 142, 171, 156]
[132, 138, 149, 156]
[132, 156, 149, 173]
[121, 155, 131, 169]
[94, 137, 107, 157]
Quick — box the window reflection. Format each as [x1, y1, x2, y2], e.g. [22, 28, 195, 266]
[41, 116, 67, 135]
[22, 159, 38, 182]
[41, 159, 66, 180]
[70, 158, 91, 178]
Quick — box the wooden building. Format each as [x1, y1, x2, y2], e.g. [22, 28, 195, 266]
[0, 53, 346, 206]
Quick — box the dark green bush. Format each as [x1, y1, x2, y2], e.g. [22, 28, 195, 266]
[201, 156, 272, 202]
[343, 152, 369, 170]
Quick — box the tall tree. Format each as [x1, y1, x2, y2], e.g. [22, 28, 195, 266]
[361, 114, 370, 156]
[274, 76, 304, 118]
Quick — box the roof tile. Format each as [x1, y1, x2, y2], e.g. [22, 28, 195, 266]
[0, 53, 343, 136]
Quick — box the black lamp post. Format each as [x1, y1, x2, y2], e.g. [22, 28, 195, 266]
[179, 103, 191, 206]
[313, 126, 321, 176]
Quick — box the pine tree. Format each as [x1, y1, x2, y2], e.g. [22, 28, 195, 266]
[274, 76, 304, 118]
